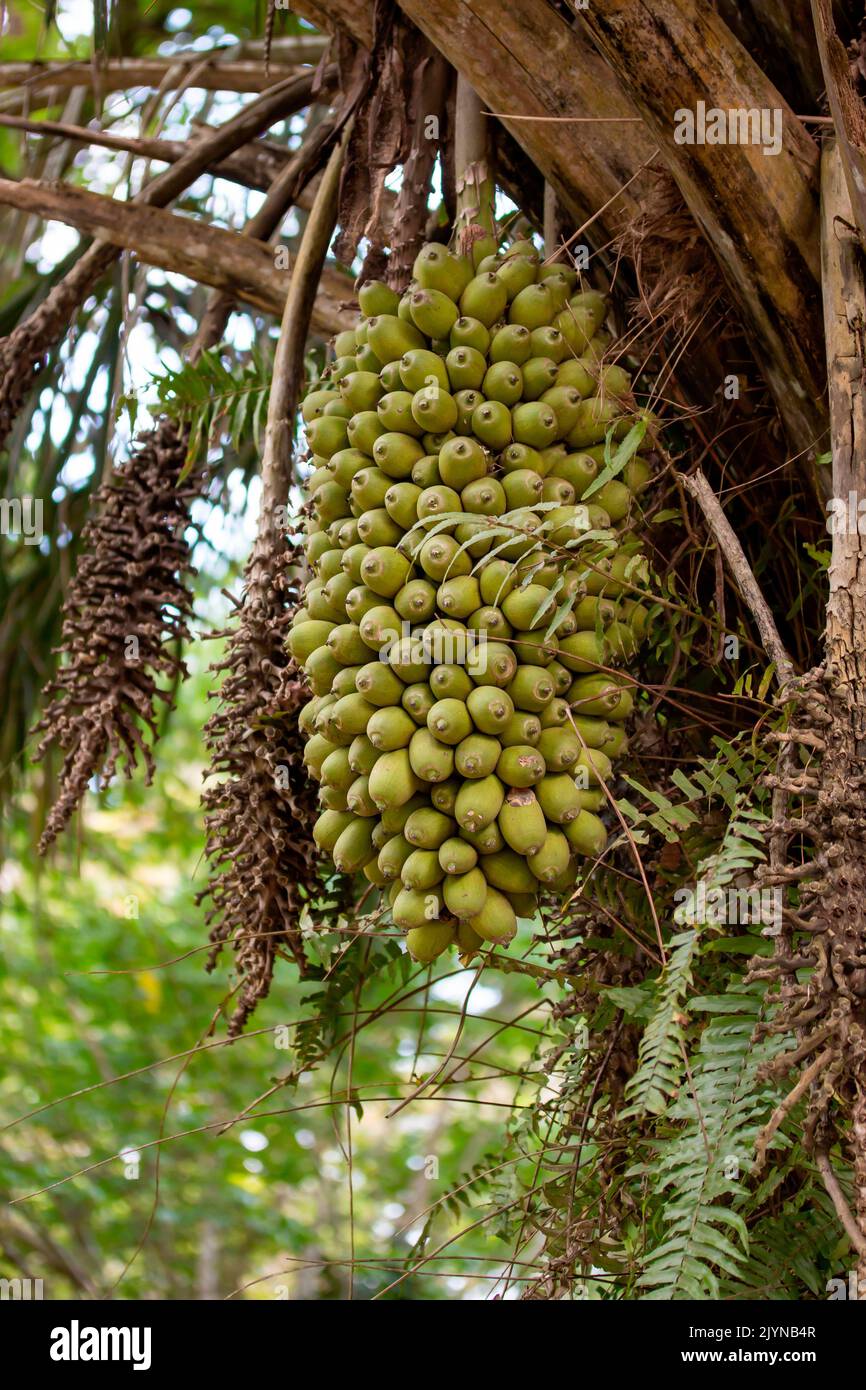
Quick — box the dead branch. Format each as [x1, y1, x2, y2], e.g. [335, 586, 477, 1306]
[0, 178, 353, 335]
[815, 1148, 866, 1257]
[812, 0, 866, 249]
[0, 55, 324, 102]
[679, 468, 796, 686]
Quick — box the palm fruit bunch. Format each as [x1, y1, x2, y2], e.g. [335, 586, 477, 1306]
[289, 237, 654, 965]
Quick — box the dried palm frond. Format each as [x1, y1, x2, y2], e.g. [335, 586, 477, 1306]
[32, 418, 197, 851]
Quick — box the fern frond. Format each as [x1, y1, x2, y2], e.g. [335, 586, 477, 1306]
[622, 930, 697, 1117]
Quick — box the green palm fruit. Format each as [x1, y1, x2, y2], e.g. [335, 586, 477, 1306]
[495, 254, 537, 299]
[496, 744, 545, 788]
[383, 481, 421, 530]
[309, 464, 335, 495]
[536, 773, 584, 824]
[367, 314, 425, 364]
[443, 867, 487, 919]
[320, 784, 349, 812]
[623, 457, 652, 493]
[466, 684, 514, 734]
[355, 508, 403, 544]
[569, 714, 612, 749]
[507, 664, 556, 712]
[358, 605, 402, 652]
[498, 787, 547, 856]
[506, 891, 539, 917]
[426, 697, 473, 746]
[522, 356, 560, 399]
[359, 280, 401, 317]
[329, 693, 376, 740]
[355, 344, 382, 372]
[500, 711, 542, 746]
[367, 748, 419, 809]
[509, 282, 555, 329]
[566, 397, 622, 449]
[575, 747, 613, 786]
[467, 605, 511, 638]
[445, 345, 487, 391]
[460, 820, 505, 854]
[322, 570, 354, 612]
[363, 858, 389, 886]
[439, 435, 488, 489]
[391, 577, 434, 623]
[305, 583, 343, 623]
[478, 559, 517, 606]
[333, 818, 377, 873]
[411, 386, 458, 434]
[455, 773, 504, 833]
[327, 623, 373, 666]
[314, 481, 350, 526]
[427, 664, 472, 702]
[367, 706, 416, 751]
[340, 370, 383, 414]
[540, 385, 583, 435]
[359, 545, 411, 598]
[413, 243, 472, 299]
[378, 389, 424, 437]
[435, 575, 480, 620]
[483, 361, 524, 407]
[402, 682, 435, 724]
[529, 326, 566, 362]
[409, 287, 459, 339]
[409, 727, 454, 783]
[313, 809, 354, 853]
[335, 517, 360, 548]
[554, 361, 595, 398]
[298, 698, 321, 738]
[416, 483, 462, 522]
[470, 399, 512, 451]
[399, 347, 449, 393]
[567, 673, 634, 719]
[302, 387, 338, 423]
[406, 922, 455, 963]
[410, 455, 440, 490]
[305, 529, 333, 563]
[552, 453, 597, 500]
[439, 837, 478, 875]
[623, 599, 649, 639]
[468, 887, 517, 943]
[388, 635, 431, 684]
[460, 476, 505, 516]
[453, 388, 484, 433]
[557, 630, 607, 674]
[378, 834, 414, 881]
[429, 778, 459, 814]
[459, 272, 508, 326]
[537, 725, 580, 771]
[347, 410, 385, 456]
[417, 533, 472, 581]
[601, 724, 628, 758]
[528, 829, 570, 883]
[591, 479, 631, 523]
[466, 640, 517, 688]
[541, 271, 573, 311]
[380, 793, 428, 834]
[372, 821, 392, 850]
[572, 595, 617, 631]
[307, 733, 337, 778]
[288, 619, 335, 663]
[488, 323, 532, 365]
[564, 809, 607, 857]
[501, 581, 551, 631]
[320, 745, 355, 790]
[501, 469, 543, 514]
[401, 848, 445, 891]
[307, 414, 350, 459]
[328, 446, 369, 488]
[348, 734, 380, 775]
[450, 315, 490, 352]
[350, 465, 390, 512]
[575, 789, 605, 811]
[481, 847, 536, 894]
[347, 775, 378, 817]
[541, 476, 576, 507]
[511, 401, 558, 449]
[372, 431, 425, 478]
[583, 547, 647, 597]
[546, 660, 573, 696]
[344, 585, 380, 623]
[455, 734, 501, 779]
[404, 806, 455, 850]
[393, 886, 443, 930]
[305, 646, 343, 696]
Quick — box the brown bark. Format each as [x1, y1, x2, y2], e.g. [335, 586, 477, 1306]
[0, 179, 353, 336]
[579, 0, 828, 493]
[811, 0, 866, 251]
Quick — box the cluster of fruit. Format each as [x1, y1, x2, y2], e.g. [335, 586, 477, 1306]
[289, 238, 652, 963]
